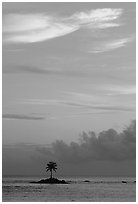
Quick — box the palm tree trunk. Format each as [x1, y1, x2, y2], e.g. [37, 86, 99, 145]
[50, 170, 52, 179]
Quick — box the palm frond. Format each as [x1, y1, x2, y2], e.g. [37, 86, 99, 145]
[46, 161, 58, 176]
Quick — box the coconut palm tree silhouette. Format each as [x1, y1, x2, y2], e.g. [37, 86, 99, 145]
[46, 161, 57, 179]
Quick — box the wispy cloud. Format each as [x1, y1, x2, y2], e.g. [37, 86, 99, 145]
[72, 8, 122, 22]
[3, 65, 87, 78]
[89, 37, 134, 53]
[2, 113, 45, 120]
[3, 8, 123, 43]
[3, 13, 78, 43]
[103, 85, 136, 96]
[87, 22, 121, 29]
[71, 8, 122, 29]
[19, 97, 135, 112]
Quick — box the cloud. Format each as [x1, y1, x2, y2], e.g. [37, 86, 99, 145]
[3, 14, 48, 32]
[3, 65, 87, 78]
[87, 22, 121, 29]
[2, 113, 45, 120]
[89, 37, 133, 53]
[20, 94, 135, 112]
[59, 101, 134, 112]
[37, 120, 136, 163]
[103, 85, 136, 96]
[3, 8, 123, 43]
[71, 8, 122, 28]
[3, 120, 136, 176]
[3, 13, 78, 43]
[72, 8, 122, 23]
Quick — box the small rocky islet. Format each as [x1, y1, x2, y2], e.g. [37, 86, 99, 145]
[30, 177, 68, 184]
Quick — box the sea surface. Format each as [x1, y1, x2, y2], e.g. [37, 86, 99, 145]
[2, 176, 136, 202]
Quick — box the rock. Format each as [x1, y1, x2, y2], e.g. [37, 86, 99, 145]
[122, 181, 127, 184]
[30, 177, 68, 184]
[84, 180, 90, 183]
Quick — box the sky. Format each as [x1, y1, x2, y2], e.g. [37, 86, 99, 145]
[2, 2, 136, 176]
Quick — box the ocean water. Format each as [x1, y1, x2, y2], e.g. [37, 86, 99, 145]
[2, 176, 136, 202]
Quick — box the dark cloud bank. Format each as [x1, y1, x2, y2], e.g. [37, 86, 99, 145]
[37, 120, 136, 162]
[3, 120, 136, 176]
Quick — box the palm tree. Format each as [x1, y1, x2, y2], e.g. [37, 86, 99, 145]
[46, 161, 57, 179]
